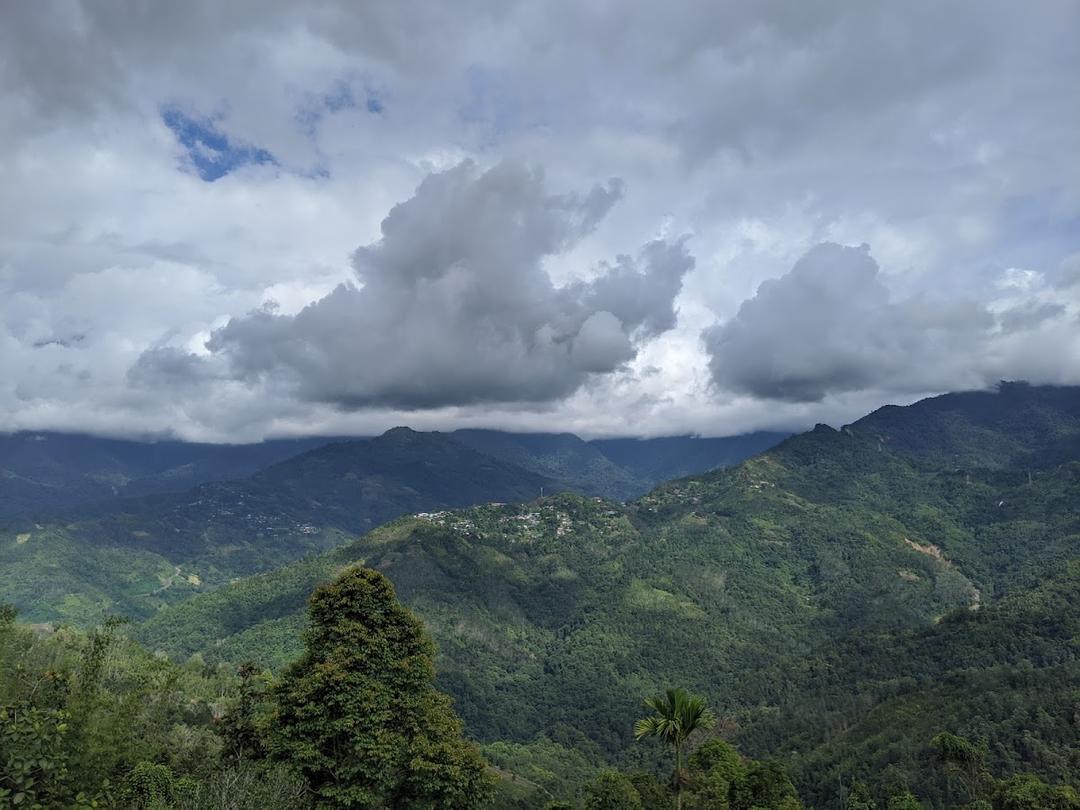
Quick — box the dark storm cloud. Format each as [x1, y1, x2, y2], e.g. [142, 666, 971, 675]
[140, 161, 692, 409]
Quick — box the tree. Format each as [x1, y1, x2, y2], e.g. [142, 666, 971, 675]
[689, 767, 734, 810]
[884, 792, 923, 810]
[0, 703, 75, 808]
[931, 732, 988, 804]
[688, 739, 743, 782]
[628, 770, 672, 810]
[267, 566, 493, 809]
[120, 761, 175, 809]
[583, 770, 645, 810]
[686, 739, 746, 810]
[635, 688, 715, 810]
[219, 662, 268, 764]
[992, 774, 1080, 810]
[847, 779, 877, 810]
[730, 761, 802, 810]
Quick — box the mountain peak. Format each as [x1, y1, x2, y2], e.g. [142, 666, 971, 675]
[379, 426, 423, 440]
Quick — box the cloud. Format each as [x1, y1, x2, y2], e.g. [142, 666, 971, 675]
[566, 239, 691, 340]
[996, 301, 1067, 332]
[704, 242, 1027, 402]
[128, 346, 219, 388]
[2, 2, 1079, 440]
[138, 161, 692, 409]
[1054, 253, 1080, 290]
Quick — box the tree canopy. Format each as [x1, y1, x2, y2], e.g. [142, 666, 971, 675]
[267, 566, 493, 809]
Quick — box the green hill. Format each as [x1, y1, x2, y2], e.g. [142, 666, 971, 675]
[846, 381, 1080, 469]
[0, 425, 784, 627]
[0, 429, 559, 624]
[134, 384, 1080, 801]
[735, 558, 1080, 805]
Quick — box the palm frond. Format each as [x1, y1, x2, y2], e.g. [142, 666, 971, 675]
[635, 687, 714, 745]
[633, 716, 663, 740]
[642, 694, 668, 714]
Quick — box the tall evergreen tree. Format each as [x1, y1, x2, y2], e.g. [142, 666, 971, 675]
[267, 566, 493, 809]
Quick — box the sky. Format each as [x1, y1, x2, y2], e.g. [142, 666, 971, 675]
[1, 1, 1079, 442]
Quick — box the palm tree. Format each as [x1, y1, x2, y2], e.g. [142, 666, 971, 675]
[634, 687, 716, 810]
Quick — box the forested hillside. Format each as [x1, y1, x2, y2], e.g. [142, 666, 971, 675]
[6, 563, 1076, 808]
[847, 382, 1080, 469]
[0, 570, 495, 808]
[0, 427, 786, 521]
[0, 429, 556, 624]
[135, 385, 1080, 804]
[0, 427, 778, 626]
[736, 560, 1080, 806]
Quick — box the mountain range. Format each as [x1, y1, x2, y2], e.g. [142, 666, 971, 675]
[129, 382, 1080, 805]
[0, 426, 783, 624]
[3, 383, 1078, 804]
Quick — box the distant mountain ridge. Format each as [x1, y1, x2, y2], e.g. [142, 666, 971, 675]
[0, 426, 787, 517]
[451, 428, 788, 500]
[0, 425, 784, 624]
[0, 429, 555, 623]
[0, 431, 346, 516]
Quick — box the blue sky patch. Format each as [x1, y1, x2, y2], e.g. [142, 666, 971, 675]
[162, 108, 277, 181]
[296, 82, 384, 136]
[324, 83, 355, 113]
[325, 81, 384, 115]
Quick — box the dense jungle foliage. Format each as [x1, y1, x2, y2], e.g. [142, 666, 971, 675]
[3, 569, 1076, 808]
